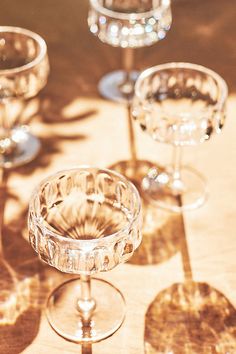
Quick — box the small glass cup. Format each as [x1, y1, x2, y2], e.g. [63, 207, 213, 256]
[88, 0, 172, 102]
[133, 62, 228, 212]
[0, 26, 49, 168]
[28, 166, 142, 343]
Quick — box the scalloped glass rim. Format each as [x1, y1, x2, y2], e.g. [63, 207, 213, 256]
[134, 62, 228, 116]
[29, 165, 142, 247]
[0, 26, 47, 76]
[89, 0, 171, 21]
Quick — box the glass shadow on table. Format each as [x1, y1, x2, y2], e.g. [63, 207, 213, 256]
[7, 95, 96, 177]
[144, 198, 236, 353]
[110, 159, 182, 266]
[145, 281, 236, 354]
[0, 171, 50, 354]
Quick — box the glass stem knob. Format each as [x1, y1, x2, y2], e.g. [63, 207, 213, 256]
[77, 274, 96, 321]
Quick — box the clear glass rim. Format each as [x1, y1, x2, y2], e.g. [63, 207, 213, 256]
[0, 26, 47, 76]
[89, 0, 171, 21]
[134, 62, 228, 113]
[29, 165, 141, 247]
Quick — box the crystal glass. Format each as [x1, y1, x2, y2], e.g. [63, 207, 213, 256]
[133, 62, 228, 212]
[0, 26, 49, 168]
[28, 166, 142, 343]
[88, 0, 172, 102]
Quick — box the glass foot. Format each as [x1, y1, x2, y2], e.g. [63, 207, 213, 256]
[46, 277, 126, 343]
[142, 166, 207, 212]
[0, 126, 40, 169]
[98, 70, 139, 103]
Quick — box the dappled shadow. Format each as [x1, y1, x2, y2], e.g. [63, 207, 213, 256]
[0, 307, 41, 354]
[110, 159, 182, 265]
[0, 172, 50, 354]
[15, 132, 87, 176]
[0, 209, 49, 354]
[109, 159, 155, 187]
[144, 176, 236, 353]
[145, 281, 236, 354]
[39, 92, 98, 125]
[130, 205, 182, 266]
[6, 96, 97, 176]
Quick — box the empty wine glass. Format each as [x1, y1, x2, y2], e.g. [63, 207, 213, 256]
[0, 26, 49, 168]
[88, 0, 172, 102]
[132, 62, 228, 212]
[28, 166, 142, 343]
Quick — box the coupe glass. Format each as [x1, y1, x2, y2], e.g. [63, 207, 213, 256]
[133, 62, 228, 212]
[88, 0, 172, 102]
[28, 166, 142, 343]
[0, 26, 49, 168]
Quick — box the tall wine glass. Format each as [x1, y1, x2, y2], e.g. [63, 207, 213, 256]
[0, 26, 49, 168]
[88, 0, 172, 102]
[133, 62, 228, 212]
[28, 166, 142, 343]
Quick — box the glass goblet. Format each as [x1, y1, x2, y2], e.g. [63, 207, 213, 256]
[88, 0, 172, 102]
[133, 62, 228, 212]
[0, 26, 49, 168]
[28, 166, 142, 343]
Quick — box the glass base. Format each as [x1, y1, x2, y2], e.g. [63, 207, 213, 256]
[46, 277, 126, 343]
[98, 70, 139, 103]
[142, 166, 207, 212]
[0, 126, 40, 169]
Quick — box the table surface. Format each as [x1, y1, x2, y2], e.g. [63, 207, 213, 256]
[1, 0, 236, 353]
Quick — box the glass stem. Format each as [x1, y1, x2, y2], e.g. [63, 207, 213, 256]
[120, 48, 135, 96]
[172, 145, 183, 194]
[127, 103, 137, 164]
[123, 47, 134, 81]
[77, 274, 96, 322]
[0, 169, 8, 258]
[122, 48, 137, 163]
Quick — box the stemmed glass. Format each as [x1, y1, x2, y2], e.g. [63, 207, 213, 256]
[88, 0, 172, 102]
[0, 26, 49, 168]
[132, 62, 228, 212]
[28, 166, 142, 343]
